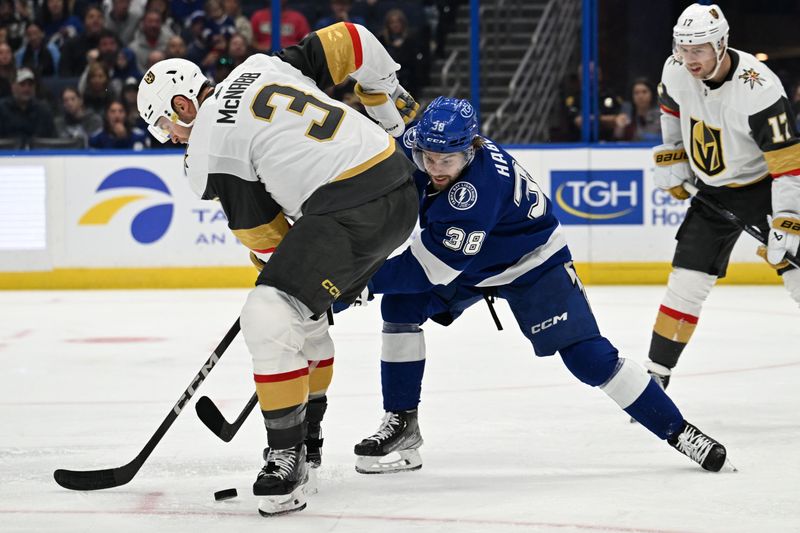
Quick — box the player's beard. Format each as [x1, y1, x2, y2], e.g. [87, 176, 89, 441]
[687, 61, 712, 79]
[430, 174, 456, 191]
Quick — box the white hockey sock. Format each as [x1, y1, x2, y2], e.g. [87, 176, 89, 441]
[600, 358, 651, 409]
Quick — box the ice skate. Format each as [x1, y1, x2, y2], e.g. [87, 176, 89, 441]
[354, 409, 423, 474]
[254, 443, 309, 516]
[302, 417, 323, 496]
[668, 421, 733, 472]
[305, 396, 327, 469]
[262, 435, 323, 468]
[644, 361, 671, 390]
[305, 436, 323, 468]
[261, 441, 320, 497]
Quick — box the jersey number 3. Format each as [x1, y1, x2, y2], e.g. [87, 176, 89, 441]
[251, 84, 345, 142]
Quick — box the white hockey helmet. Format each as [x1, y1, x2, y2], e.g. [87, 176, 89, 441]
[138, 58, 208, 143]
[672, 3, 729, 79]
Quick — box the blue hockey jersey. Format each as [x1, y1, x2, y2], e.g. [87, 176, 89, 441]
[371, 130, 571, 294]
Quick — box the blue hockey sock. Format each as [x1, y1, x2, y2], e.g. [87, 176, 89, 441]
[381, 359, 425, 412]
[624, 380, 684, 439]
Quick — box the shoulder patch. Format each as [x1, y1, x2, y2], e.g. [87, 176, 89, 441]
[448, 181, 478, 210]
[403, 126, 417, 149]
[738, 68, 764, 89]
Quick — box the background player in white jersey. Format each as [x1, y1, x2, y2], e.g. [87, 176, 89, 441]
[137, 22, 420, 516]
[647, 4, 800, 390]
[349, 97, 731, 475]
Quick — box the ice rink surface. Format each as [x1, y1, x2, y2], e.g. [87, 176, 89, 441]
[1, 286, 798, 533]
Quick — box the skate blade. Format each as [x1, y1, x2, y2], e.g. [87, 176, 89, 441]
[355, 449, 422, 474]
[257, 482, 308, 517]
[304, 467, 318, 496]
[723, 458, 738, 473]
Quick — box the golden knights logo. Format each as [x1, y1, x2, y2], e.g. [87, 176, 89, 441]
[144, 71, 155, 84]
[738, 68, 763, 89]
[690, 118, 725, 176]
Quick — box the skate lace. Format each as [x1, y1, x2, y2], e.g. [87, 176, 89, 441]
[368, 412, 403, 442]
[264, 448, 297, 479]
[674, 426, 713, 464]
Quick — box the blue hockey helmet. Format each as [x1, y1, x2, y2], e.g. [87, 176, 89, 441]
[415, 97, 479, 153]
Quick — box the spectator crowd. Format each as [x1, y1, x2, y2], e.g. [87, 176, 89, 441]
[3, 1, 795, 148]
[0, 0, 434, 150]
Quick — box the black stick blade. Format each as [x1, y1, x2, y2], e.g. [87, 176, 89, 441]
[195, 396, 233, 442]
[53, 464, 135, 491]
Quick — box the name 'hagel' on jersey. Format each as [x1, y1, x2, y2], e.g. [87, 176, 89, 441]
[370, 128, 570, 294]
[183, 22, 414, 263]
[658, 48, 800, 187]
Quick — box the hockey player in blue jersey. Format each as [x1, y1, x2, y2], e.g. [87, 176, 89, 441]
[352, 96, 732, 474]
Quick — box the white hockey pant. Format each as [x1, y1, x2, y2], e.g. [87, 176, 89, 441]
[241, 285, 334, 377]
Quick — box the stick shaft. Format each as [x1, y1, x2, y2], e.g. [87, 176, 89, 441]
[682, 181, 800, 269]
[53, 318, 241, 491]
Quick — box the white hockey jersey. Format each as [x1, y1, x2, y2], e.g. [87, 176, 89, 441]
[182, 22, 415, 260]
[659, 48, 800, 187]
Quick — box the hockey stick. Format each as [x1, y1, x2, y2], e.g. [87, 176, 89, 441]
[682, 181, 800, 269]
[195, 391, 258, 442]
[53, 318, 241, 491]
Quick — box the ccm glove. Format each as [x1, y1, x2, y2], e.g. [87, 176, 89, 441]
[355, 83, 419, 138]
[653, 143, 692, 200]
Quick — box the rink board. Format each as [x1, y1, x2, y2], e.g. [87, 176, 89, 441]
[0, 149, 781, 288]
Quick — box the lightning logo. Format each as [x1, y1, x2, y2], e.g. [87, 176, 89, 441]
[448, 181, 478, 210]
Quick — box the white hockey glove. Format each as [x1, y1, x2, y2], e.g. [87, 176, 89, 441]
[757, 214, 800, 269]
[355, 82, 420, 138]
[758, 177, 800, 269]
[653, 143, 692, 200]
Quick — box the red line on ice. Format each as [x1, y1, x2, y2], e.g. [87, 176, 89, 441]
[66, 337, 166, 344]
[133, 492, 164, 513]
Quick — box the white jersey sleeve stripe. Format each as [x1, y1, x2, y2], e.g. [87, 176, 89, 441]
[476, 224, 568, 287]
[409, 231, 462, 285]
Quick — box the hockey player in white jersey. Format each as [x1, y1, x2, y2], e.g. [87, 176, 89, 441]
[351, 96, 732, 476]
[647, 3, 800, 390]
[137, 22, 420, 516]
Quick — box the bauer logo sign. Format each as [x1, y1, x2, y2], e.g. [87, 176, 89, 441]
[550, 170, 643, 225]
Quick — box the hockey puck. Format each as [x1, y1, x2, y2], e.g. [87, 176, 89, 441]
[214, 488, 238, 501]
